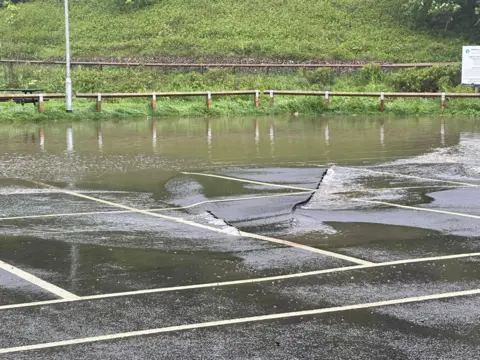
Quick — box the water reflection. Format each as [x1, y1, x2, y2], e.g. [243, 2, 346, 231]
[441, 119, 445, 146]
[325, 123, 330, 147]
[269, 119, 275, 157]
[255, 119, 260, 156]
[97, 125, 103, 152]
[66, 126, 74, 153]
[152, 121, 157, 153]
[0, 117, 469, 172]
[206, 119, 212, 160]
[40, 127, 45, 152]
[380, 121, 385, 148]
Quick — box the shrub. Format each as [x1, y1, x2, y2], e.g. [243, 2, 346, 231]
[360, 63, 384, 84]
[305, 68, 336, 87]
[390, 65, 461, 92]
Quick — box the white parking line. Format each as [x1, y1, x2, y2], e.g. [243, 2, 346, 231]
[354, 199, 480, 220]
[0, 260, 79, 300]
[28, 180, 369, 265]
[0, 191, 311, 222]
[0, 252, 478, 311]
[1, 288, 479, 354]
[0, 184, 467, 223]
[182, 171, 316, 191]
[337, 166, 480, 188]
[184, 172, 480, 220]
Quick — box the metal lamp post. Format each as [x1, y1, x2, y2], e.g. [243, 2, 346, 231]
[64, 0, 72, 112]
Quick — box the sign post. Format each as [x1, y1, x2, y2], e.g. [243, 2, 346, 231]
[64, 0, 72, 112]
[462, 46, 480, 88]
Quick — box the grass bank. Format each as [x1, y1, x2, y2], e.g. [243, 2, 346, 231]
[0, 0, 465, 61]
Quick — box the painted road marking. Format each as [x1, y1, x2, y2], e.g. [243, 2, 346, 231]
[182, 171, 317, 191]
[332, 185, 470, 194]
[27, 180, 369, 265]
[0, 260, 79, 300]
[185, 172, 480, 220]
[0, 191, 312, 222]
[353, 199, 480, 220]
[1, 184, 469, 223]
[1, 288, 479, 354]
[0, 252, 478, 311]
[338, 166, 480, 188]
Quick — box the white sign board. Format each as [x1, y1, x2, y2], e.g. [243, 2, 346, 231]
[462, 46, 480, 86]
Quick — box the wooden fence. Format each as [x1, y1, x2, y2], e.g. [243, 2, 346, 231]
[75, 90, 260, 111]
[2, 90, 480, 113]
[0, 93, 64, 113]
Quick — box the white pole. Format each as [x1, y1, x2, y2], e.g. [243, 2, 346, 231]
[64, 0, 72, 112]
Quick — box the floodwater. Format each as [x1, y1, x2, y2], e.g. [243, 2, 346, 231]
[0, 115, 479, 359]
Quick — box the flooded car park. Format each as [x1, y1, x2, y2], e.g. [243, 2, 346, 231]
[0, 116, 479, 359]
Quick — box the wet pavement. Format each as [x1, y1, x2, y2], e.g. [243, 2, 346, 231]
[0, 116, 479, 358]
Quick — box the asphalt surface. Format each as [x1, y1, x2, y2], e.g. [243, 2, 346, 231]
[0, 116, 479, 359]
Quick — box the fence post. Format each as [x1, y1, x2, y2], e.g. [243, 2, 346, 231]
[324, 91, 329, 105]
[269, 90, 274, 106]
[38, 94, 44, 113]
[206, 91, 212, 108]
[255, 90, 260, 108]
[380, 92, 385, 112]
[152, 93, 157, 111]
[441, 92, 446, 112]
[96, 94, 102, 112]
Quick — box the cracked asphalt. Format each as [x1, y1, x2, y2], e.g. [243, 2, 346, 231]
[0, 116, 479, 359]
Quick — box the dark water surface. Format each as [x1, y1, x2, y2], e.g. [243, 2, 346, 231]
[0, 116, 479, 359]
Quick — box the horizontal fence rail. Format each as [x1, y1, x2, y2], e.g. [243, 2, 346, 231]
[0, 93, 65, 100]
[0, 59, 459, 70]
[75, 90, 258, 98]
[1, 90, 479, 113]
[75, 90, 261, 111]
[0, 93, 65, 113]
[264, 90, 480, 112]
[263, 90, 480, 98]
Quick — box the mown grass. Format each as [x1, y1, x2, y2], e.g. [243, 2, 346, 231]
[0, 0, 465, 61]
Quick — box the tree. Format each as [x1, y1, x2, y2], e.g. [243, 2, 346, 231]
[405, 0, 480, 32]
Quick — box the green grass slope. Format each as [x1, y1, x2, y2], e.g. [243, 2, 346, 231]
[0, 0, 465, 61]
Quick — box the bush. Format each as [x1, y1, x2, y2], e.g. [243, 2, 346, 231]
[305, 68, 336, 87]
[390, 65, 461, 92]
[360, 63, 384, 84]
[114, 0, 158, 11]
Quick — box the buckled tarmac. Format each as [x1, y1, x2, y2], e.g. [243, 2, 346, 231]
[1, 117, 479, 359]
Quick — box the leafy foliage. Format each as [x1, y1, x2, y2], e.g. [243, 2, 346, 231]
[0, 0, 466, 61]
[390, 65, 461, 92]
[114, 0, 159, 11]
[305, 68, 337, 87]
[404, 0, 480, 32]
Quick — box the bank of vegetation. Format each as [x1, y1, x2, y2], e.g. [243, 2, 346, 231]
[2, 63, 480, 122]
[1, 0, 478, 61]
[1, 0, 480, 120]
